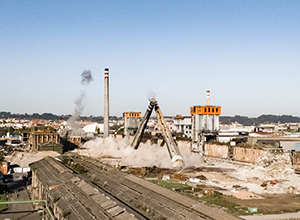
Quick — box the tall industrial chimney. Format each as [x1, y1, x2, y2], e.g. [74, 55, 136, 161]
[104, 68, 109, 138]
[206, 90, 210, 106]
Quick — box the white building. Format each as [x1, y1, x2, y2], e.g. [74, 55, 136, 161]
[173, 115, 192, 138]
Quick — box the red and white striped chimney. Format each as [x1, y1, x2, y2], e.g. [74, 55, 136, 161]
[104, 68, 109, 138]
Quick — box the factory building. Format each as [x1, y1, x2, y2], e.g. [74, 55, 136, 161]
[173, 115, 192, 138]
[30, 157, 137, 220]
[21, 131, 61, 152]
[248, 135, 300, 153]
[123, 112, 141, 136]
[190, 90, 221, 152]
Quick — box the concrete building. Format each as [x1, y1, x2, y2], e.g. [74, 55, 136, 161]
[190, 90, 221, 152]
[123, 112, 141, 136]
[173, 115, 192, 138]
[25, 131, 60, 151]
[248, 135, 300, 153]
[83, 123, 103, 135]
[254, 123, 278, 132]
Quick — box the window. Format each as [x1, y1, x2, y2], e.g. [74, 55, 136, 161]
[212, 108, 214, 113]
[216, 108, 219, 112]
[205, 108, 207, 113]
[208, 108, 210, 112]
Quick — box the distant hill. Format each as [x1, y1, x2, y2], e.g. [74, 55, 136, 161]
[220, 114, 300, 126]
[0, 111, 117, 122]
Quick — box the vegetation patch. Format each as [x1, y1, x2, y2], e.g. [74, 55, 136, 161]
[0, 184, 8, 212]
[149, 179, 248, 215]
[150, 179, 192, 191]
[61, 156, 88, 174]
[201, 192, 248, 215]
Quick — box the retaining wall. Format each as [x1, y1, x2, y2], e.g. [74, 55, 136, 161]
[204, 144, 229, 159]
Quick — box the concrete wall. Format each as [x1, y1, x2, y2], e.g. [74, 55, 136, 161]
[233, 147, 265, 163]
[204, 144, 229, 159]
[177, 140, 191, 151]
[281, 141, 300, 152]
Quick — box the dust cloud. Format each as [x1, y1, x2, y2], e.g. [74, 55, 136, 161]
[78, 137, 300, 194]
[80, 137, 203, 168]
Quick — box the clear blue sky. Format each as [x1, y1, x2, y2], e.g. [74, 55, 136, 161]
[1, 1, 300, 117]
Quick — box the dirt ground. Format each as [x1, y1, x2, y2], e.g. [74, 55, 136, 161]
[224, 193, 300, 214]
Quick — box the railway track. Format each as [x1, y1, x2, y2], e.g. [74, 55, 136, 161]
[62, 153, 241, 220]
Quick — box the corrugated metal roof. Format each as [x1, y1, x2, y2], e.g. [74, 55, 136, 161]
[30, 156, 137, 220]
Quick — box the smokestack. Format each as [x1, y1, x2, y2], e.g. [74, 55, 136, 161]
[206, 90, 210, 106]
[104, 68, 109, 138]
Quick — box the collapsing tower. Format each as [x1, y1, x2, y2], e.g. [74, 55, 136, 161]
[131, 99, 185, 168]
[190, 90, 221, 153]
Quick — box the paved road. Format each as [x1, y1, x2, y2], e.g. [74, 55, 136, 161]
[0, 173, 41, 220]
[240, 212, 300, 220]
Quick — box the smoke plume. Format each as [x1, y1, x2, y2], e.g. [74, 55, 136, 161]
[67, 91, 86, 136]
[66, 70, 93, 136]
[81, 70, 93, 85]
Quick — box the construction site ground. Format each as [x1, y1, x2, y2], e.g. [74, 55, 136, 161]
[145, 175, 300, 217]
[225, 193, 300, 214]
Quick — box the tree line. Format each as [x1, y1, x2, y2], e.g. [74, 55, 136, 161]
[220, 114, 300, 126]
[1, 111, 300, 125]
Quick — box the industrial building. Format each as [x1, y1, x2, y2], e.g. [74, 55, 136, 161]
[189, 91, 221, 152]
[172, 91, 222, 153]
[248, 135, 300, 153]
[123, 112, 141, 136]
[173, 115, 192, 138]
[22, 130, 62, 152]
[30, 156, 138, 220]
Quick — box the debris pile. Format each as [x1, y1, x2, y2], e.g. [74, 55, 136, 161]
[0, 145, 25, 156]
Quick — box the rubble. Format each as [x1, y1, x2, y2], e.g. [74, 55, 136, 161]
[0, 144, 28, 156]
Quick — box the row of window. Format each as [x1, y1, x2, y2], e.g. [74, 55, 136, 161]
[204, 107, 219, 113]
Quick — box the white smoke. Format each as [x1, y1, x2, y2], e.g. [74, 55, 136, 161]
[79, 137, 204, 168]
